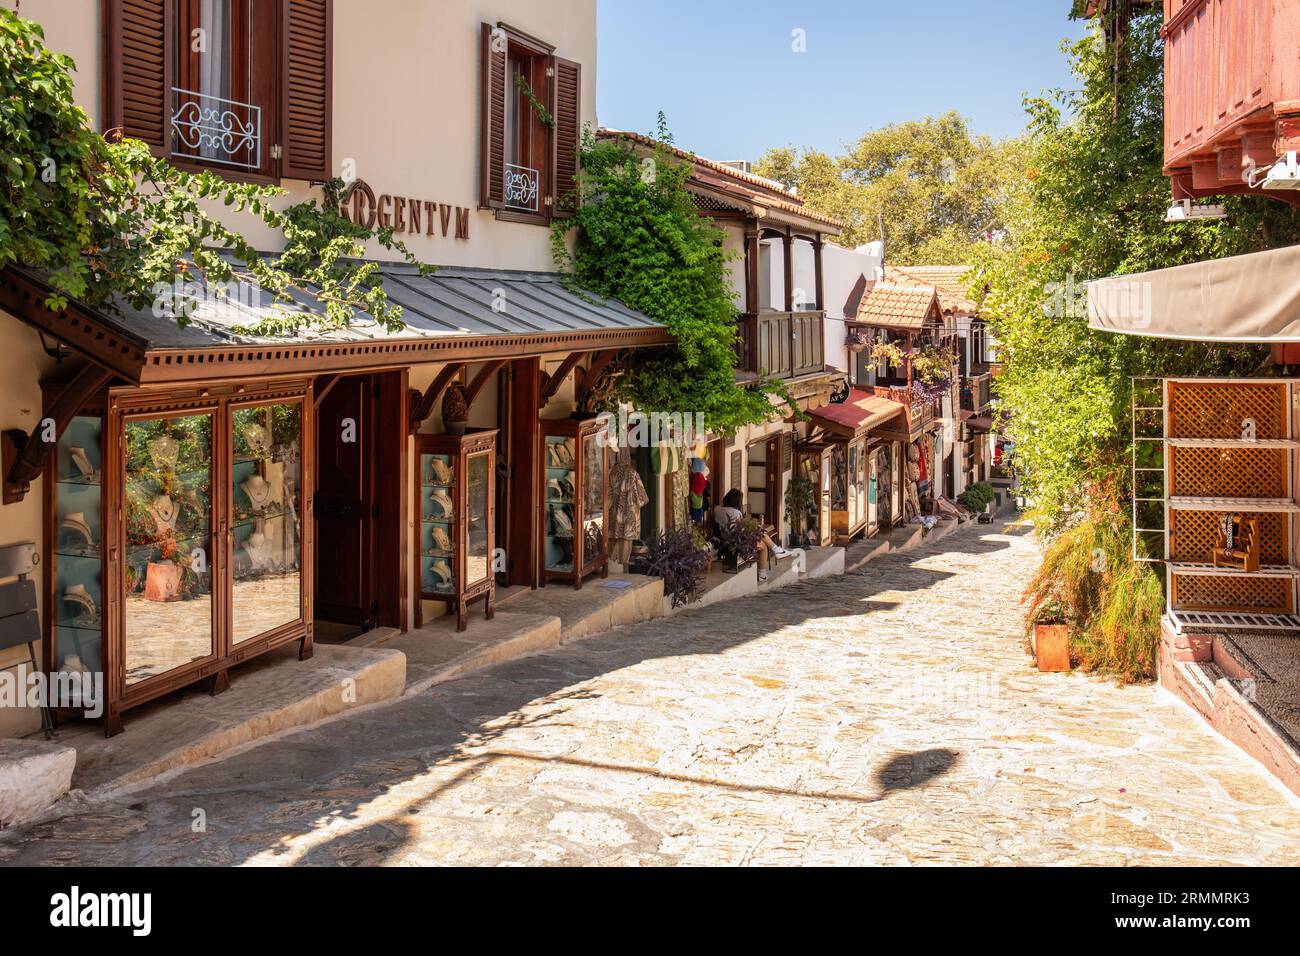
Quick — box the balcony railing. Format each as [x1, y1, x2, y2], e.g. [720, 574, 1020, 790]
[503, 163, 540, 212]
[171, 87, 261, 170]
[736, 311, 824, 380]
[864, 384, 937, 437]
[960, 373, 992, 412]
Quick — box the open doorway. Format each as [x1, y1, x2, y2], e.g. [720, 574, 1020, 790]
[313, 371, 406, 642]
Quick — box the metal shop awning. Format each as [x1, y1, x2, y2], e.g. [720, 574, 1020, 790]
[0, 259, 671, 386]
[807, 388, 905, 439]
[1087, 243, 1300, 342]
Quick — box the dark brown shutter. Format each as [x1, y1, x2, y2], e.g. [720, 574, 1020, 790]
[104, 0, 171, 153]
[479, 22, 507, 209]
[550, 56, 581, 218]
[280, 0, 332, 181]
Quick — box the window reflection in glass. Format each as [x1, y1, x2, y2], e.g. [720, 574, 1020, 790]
[582, 434, 604, 569]
[123, 413, 214, 685]
[465, 452, 490, 587]
[231, 403, 302, 644]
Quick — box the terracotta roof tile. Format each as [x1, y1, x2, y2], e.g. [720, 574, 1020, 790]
[855, 282, 941, 330]
[597, 128, 844, 231]
[884, 265, 978, 314]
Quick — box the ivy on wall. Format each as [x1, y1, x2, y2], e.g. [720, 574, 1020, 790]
[551, 116, 791, 433]
[0, 9, 430, 339]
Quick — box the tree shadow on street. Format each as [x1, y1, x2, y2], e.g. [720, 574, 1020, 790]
[0, 523, 1026, 866]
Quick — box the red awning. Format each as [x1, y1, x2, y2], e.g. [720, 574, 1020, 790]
[807, 388, 906, 438]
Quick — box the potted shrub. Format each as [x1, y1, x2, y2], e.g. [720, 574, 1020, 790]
[643, 528, 713, 608]
[441, 383, 469, 435]
[1030, 602, 1071, 672]
[784, 473, 815, 548]
[717, 514, 761, 573]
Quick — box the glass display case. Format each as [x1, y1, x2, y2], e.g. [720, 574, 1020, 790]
[42, 380, 317, 737]
[541, 416, 608, 588]
[45, 407, 107, 715]
[796, 444, 834, 547]
[831, 435, 870, 544]
[415, 428, 497, 630]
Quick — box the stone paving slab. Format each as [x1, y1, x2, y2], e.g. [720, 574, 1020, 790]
[47, 643, 406, 797]
[3, 517, 1300, 865]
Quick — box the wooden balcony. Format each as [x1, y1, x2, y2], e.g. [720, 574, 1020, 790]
[736, 311, 825, 380]
[862, 384, 938, 438]
[1162, 0, 1300, 201]
[960, 373, 992, 412]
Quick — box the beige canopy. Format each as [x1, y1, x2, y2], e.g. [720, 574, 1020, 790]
[1087, 243, 1300, 342]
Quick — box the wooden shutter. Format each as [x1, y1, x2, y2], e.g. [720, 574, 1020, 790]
[550, 56, 581, 218]
[104, 0, 171, 153]
[479, 22, 507, 209]
[281, 0, 332, 181]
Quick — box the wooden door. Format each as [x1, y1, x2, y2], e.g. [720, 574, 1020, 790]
[314, 374, 375, 627]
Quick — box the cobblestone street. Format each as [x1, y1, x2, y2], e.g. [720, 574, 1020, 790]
[3, 518, 1299, 866]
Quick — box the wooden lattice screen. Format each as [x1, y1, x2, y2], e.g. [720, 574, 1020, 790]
[1169, 446, 1288, 498]
[1169, 510, 1289, 564]
[1167, 382, 1287, 440]
[1172, 573, 1293, 614]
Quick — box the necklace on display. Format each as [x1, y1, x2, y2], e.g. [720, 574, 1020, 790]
[147, 435, 179, 470]
[242, 474, 273, 511]
[149, 495, 179, 532]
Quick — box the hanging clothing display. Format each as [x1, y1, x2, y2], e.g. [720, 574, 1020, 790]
[608, 446, 649, 565]
[689, 459, 709, 522]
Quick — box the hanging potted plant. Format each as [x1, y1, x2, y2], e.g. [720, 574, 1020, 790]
[845, 330, 871, 354]
[442, 383, 469, 435]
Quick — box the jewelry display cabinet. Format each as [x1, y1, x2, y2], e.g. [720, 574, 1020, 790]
[831, 435, 869, 544]
[415, 428, 497, 630]
[43, 392, 107, 718]
[540, 416, 609, 589]
[43, 379, 314, 736]
[795, 443, 834, 547]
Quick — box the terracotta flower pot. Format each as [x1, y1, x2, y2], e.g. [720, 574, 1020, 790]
[1034, 622, 1070, 672]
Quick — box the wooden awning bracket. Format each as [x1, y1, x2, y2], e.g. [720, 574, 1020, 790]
[464, 359, 508, 409]
[408, 361, 466, 434]
[541, 351, 588, 402]
[574, 348, 622, 409]
[3, 364, 113, 505]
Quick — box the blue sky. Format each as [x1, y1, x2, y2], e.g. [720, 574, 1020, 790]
[596, 0, 1088, 161]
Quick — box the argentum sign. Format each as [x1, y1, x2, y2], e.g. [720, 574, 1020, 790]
[338, 179, 471, 240]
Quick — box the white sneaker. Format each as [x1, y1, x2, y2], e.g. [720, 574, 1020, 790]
[772, 546, 790, 558]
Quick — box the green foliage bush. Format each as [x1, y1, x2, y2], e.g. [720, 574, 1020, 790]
[974, 11, 1300, 677]
[0, 9, 427, 335]
[551, 118, 790, 433]
[957, 481, 995, 513]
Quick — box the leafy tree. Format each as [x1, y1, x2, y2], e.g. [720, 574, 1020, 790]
[0, 9, 427, 335]
[979, 12, 1300, 675]
[551, 118, 787, 433]
[756, 112, 1025, 264]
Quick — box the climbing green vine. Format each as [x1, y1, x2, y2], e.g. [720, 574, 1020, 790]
[0, 9, 430, 338]
[551, 116, 791, 433]
[514, 72, 554, 129]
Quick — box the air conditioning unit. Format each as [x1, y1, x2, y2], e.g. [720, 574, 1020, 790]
[1164, 198, 1226, 222]
[1261, 151, 1300, 190]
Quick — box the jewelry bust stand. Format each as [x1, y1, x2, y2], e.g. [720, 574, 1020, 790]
[540, 415, 610, 589]
[414, 428, 497, 631]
